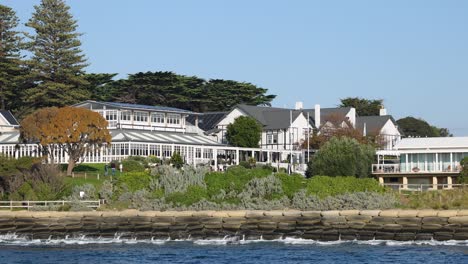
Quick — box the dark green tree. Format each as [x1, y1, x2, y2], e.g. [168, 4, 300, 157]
[84, 73, 117, 101]
[106, 71, 276, 112]
[202, 79, 276, 112]
[397, 117, 451, 137]
[226, 116, 262, 148]
[170, 152, 184, 169]
[311, 137, 375, 178]
[459, 157, 468, 184]
[24, 0, 89, 109]
[339, 97, 383, 116]
[0, 5, 24, 110]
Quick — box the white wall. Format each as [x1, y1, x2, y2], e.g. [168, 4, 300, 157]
[0, 115, 16, 133]
[380, 119, 401, 136]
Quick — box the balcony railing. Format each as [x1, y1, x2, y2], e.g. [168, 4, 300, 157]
[372, 164, 462, 174]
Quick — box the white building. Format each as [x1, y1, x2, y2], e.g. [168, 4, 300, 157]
[0, 101, 305, 172]
[373, 137, 468, 190]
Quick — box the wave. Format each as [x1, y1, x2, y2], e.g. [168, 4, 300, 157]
[1, 233, 468, 247]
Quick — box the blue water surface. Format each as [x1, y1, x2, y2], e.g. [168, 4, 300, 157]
[0, 236, 467, 264]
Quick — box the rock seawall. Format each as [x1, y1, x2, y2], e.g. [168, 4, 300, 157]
[1, 210, 468, 241]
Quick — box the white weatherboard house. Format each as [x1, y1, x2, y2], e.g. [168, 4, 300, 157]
[373, 137, 468, 190]
[0, 101, 305, 172]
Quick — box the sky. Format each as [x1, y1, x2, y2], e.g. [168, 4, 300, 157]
[4, 0, 468, 135]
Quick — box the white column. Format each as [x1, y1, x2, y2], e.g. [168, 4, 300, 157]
[424, 153, 427, 172]
[267, 151, 270, 163]
[406, 154, 409, 172]
[432, 176, 438, 190]
[402, 177, 408, 190]
[435, 153, 439, 172]
[235, 149, 240, 165]
[378, 177, 384, 185]
[214, 149, 218, 170]
[447, 176, 453, 189]
[450, 152, 453, 171]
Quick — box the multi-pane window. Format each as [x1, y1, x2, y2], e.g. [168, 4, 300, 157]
[151, 113, 165, 124]
[134, 111, 148, 122]
[167, 114, 181, 125]
[121, 111, 132, 121]
[105, 110, 118, 127]
[266, 132, 278, 144]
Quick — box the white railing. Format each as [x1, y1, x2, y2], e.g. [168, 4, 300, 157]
[0, 200, 102, 210]
[372, 164, 400, 173]
[382, 183, 465, 192]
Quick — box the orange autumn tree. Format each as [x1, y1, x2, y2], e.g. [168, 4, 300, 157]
[20, 107, 111, 176]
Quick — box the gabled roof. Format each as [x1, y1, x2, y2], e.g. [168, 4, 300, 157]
[236, 104, 302, 130]
[302, 107, 353, 127]
[73, 100, 195, 114]
[186, 112, 227, 131]
[395, 137, 468, 150]
[356, 115, 395, 135]
[0, 110, 19, 126]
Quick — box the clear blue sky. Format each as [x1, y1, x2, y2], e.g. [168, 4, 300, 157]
[5, 0, 468, 135]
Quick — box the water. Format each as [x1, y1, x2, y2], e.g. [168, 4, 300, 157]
[1, 234, 468, 263]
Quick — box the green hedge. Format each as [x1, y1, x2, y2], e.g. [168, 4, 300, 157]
[306, 176, 384, 198]
[275, 173, 306, 198]
[166, 185, 208, 206]
[117, 172, 152, 192]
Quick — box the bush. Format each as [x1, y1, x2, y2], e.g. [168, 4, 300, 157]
[458, 157, 468, 184]
[311, 137, 375, 178]
[306, 176, 384, 198]
[67, 184, 98, 200]
[99, 180, 113, 201]
[275, 173, 306, 198]
[170, 152, 184, 168]
[154, 165, 206, 195]
[122, 159, 145, 172]
[116, 172, 152, 192]
[166, 185, 209, 206]
[204, 167, 271, 198]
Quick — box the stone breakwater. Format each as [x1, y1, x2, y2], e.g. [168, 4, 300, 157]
[1, 210, 468, 241]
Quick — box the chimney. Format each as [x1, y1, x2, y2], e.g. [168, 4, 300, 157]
[379, 108, 387, 116]
[314, 104, 321, 129]
[348, 107, 356, 128]
[295, 101, 303, 110]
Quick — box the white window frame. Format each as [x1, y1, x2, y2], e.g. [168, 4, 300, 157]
[121, 110, 132, 121]
[134, 111, 148, 123]
[151, 113, 165, 124]
[167, 114, 181, 125]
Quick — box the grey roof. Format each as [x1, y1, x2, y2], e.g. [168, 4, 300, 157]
[355, 116, 394, 135]
[110, 129, 224, 146]
[236, 104, 302, 130]
[187, 112, 227, 131]
[0, 110, 19, 126]
[74, 100, 195, 114]
[0, 130, 223, 147]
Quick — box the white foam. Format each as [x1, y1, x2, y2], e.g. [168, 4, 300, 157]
[1, 233, 468, 247]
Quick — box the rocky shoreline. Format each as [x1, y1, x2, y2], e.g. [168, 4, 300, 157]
[1, 209, 468, 241]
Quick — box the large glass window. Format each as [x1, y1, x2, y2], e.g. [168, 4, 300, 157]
[134, 111, 148, 122]
[121, 111, 132, 121]
[167, 114, 181, 125]
[151, 113, 165, 124]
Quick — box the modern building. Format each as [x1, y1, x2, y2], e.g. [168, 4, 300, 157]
[372, 137, 468, 190]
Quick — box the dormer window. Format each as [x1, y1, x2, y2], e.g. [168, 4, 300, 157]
[134, 111, 148, 122]
[167, 114, 181, 125]
[151, 113, 165, 124]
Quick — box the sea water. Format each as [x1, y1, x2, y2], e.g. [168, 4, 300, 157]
[0, 234, 467, 263]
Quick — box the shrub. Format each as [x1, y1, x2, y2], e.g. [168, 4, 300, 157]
[122, 159, 145, 172]
[204, 167, 271, 197]
[275, 173, 306, 198]
[306, 176, 384, 198]
[154, 165, 206, 195]
[458, 157, 468, 184]
[166, 185, 208, 206]
[99, 180, 113, 201]
[116, 172, 152, 192]
[311, 137, 375, 178]
[67, 184, 98, 200]
[240, 175, 283, 200]
[170, 152, 184, 169]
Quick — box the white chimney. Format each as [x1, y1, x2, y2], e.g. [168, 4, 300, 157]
[379, 108, 387, 116]
[295, 101, 303, 110]
[348, 107, 356, 128]
[314, 104, 321, 129]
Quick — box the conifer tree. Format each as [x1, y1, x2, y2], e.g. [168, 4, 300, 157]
[25, 0, 89, 109]
[0, 5, 23, 110]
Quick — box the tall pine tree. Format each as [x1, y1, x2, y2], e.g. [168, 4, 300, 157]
[25, 0, 89, 109]
[0, 5, 23, 110]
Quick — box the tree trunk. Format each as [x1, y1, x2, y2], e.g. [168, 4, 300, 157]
[67, 158, 76, 176]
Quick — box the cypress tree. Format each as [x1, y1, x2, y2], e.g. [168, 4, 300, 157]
[25, 0, 89, 109]
[0, 5, 23, 110]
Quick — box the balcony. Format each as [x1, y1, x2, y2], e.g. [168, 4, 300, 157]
[372, 164, 462, 174]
